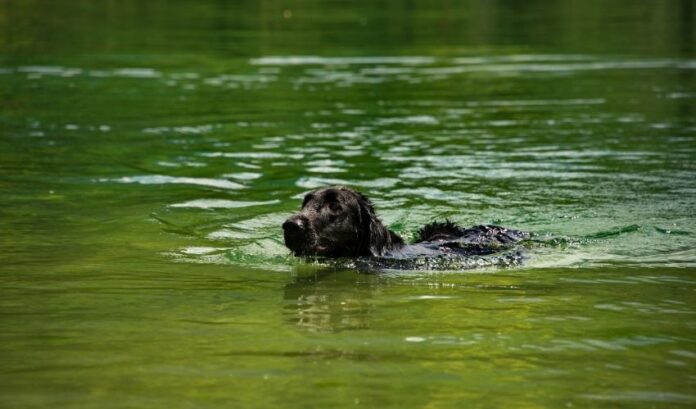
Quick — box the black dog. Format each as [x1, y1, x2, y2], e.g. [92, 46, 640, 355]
[282, 186, 528, 263]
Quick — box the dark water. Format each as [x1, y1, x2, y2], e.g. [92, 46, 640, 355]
[2, 1, 696, 408]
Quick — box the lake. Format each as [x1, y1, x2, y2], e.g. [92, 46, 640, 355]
[1, 1, 696, 408]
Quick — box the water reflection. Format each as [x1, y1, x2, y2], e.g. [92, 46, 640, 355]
[283, 270, 379, 333]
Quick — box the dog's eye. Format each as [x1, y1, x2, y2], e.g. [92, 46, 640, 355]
[302, 194, 314, 208]
[328, 202, 341, 212]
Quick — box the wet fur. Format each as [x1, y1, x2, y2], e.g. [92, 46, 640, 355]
[283, 186, 404, 257]
[415, 220, 464, 243]
[355, 191, 405, 256]
[283, 186, 526, 260]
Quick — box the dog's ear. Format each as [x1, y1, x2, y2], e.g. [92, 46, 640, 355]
[356, 192, 391, 256]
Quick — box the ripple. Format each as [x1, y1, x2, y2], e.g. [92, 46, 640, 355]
[203, 73, 276, 88]
[307, 166, 346, 173]
[593, 301, 696, 315]
[170, 199, 279, 209]
[11, 66, 162, 78]
[586, 224, 641, 239]
[671, 350, 696, 359]
[421, 59, 696, 77]
[157, 160, 207, 168]
[466, 98, 605, 107]
[386, 187, 488, 204]
[202, 152, 304, 160]
[222, 172, 262, 180]
[375, 115, 439, 125]
[143, 125, 217, 135]
[579, 391, 696, 404]
[8, 57, 696, 94]
[178, 246, 227, 255]
[17, 65, 81, 76]
[296, 176, 400, 190]
[360, 66, 415, 75]
[250, 56, 436, 65]
[452, 54, 594, 64]
[410, 295, 454, 300]
[207, 213, 287, 241]
[112, 68, 161, 78]
[109, 175, 244, 190]
[207, 230, 257, 240]
[523, 335, 676, 353]
[306, 159, 349, 173]
[403, 335, 478, 345]
[246, 55, 696, 89]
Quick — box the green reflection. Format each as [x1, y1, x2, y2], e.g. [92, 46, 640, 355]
[1, 1, 696, 408]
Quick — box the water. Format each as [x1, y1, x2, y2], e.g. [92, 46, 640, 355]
[2, 1, 696, 408]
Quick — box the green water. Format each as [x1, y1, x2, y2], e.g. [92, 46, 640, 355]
[2, 1, 696, 408]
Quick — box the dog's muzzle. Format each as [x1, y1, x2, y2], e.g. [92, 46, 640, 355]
[283, 215, 310, 254]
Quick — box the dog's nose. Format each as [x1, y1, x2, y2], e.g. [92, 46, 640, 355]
[283, 217, 305, 234]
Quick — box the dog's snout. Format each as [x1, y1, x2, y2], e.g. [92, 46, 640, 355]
[283, 216, 309, 255]
[283, 217, 305, 234]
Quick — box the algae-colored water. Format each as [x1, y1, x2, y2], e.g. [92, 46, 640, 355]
[2, 1, 696, 408]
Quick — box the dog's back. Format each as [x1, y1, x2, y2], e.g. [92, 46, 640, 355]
[386, 222, 528, 259]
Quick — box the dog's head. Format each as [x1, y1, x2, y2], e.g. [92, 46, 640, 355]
[282, 186, 399, 258]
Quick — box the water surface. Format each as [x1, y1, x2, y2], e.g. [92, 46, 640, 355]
[1, 1, 696, 408]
